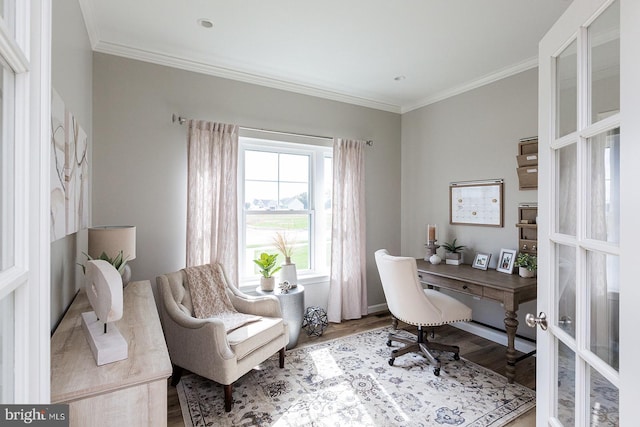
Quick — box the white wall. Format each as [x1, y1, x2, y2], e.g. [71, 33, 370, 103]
[92, 53, 401, 311]
[50, 0, 93, 329]
[401, 68, 539, 340]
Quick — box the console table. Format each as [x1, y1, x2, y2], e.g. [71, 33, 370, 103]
[51, 280, 172, 426]
[415, 260, 537, 383]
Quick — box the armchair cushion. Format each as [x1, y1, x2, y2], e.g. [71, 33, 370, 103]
[227, 317, 285, 359]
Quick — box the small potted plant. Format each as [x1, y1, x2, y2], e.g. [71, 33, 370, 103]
[514, 253, 537, 278]
[253, 252, 281, 291]
[441, 239, 466, 265]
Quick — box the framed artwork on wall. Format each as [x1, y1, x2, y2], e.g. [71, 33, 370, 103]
[496, 248, 517, 274]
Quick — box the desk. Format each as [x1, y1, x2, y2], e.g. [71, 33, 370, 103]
[415, 260, 537, 383]
[51, 281, 172, 426]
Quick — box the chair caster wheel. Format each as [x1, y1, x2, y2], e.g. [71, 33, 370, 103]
[433, 368, 440, 376]
[386, 340, 392, 347]
[388, 358, 395, 366]
[454, 353, 460, 361]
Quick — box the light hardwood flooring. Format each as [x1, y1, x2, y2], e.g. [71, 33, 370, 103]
[167, 312, 536, 426]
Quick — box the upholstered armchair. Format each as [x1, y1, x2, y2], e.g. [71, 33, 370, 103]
[374, 249, 472, 376]
[156, 264, 289, 412]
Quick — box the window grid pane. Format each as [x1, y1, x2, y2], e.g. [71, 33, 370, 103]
[590, 0, 620, 124]
[556, 39, 578, 138]
[587, 129, 619, 244]
[0, 291, 15, 403]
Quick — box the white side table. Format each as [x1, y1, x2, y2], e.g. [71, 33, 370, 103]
[256, 285, 305, 348]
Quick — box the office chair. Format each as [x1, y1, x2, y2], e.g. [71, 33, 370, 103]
[375, 249, 472, 375]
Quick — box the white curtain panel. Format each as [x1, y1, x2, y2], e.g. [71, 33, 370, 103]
[186, 121, 239, 284]
[328, 138, 367, 323]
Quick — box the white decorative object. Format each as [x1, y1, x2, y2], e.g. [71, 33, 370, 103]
[88, 225, 137, 286]
[280, 258, 298, 287]
[429, 254, 442, 265]
[81, 260, 128, 366]
[260, 276, 275, 292]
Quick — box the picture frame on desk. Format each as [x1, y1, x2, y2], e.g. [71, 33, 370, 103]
[496, 248, 517, 274]
[472, 253, 491, 270]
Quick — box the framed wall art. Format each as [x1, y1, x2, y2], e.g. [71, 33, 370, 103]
[450, 179, 504, 227]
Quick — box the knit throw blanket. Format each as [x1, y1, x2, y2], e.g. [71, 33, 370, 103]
[183, 264, 260, 332]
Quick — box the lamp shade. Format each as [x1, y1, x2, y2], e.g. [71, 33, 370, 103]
[88, 226, 136, 261]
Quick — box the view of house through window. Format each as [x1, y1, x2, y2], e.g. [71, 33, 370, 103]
[239, 137, 332, 282]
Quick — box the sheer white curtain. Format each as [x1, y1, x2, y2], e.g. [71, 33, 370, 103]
[327, 138, 367, 323]
[186, 120, 239, 284]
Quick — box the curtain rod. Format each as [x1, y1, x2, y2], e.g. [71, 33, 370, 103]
[171, 114, 373, 146]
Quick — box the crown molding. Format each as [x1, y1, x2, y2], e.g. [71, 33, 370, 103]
[78, 0, 100, 49]
[92, 40, 403, 114]
[401, 57, 539, 113]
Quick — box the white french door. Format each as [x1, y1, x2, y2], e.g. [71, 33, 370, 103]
[0, 0, 51, 403]
[536, 0, 640, 425]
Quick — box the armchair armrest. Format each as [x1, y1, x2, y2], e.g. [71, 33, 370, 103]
[229, 292, 283, 318]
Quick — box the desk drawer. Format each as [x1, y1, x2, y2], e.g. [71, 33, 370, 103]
[418, 274, 483, 297]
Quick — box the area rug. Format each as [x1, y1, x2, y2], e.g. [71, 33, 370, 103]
[177, 327, 535, 426]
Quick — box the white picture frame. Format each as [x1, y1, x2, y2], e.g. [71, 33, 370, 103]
[496, 248, 517, 274]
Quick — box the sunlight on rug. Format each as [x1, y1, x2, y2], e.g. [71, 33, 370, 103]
[177, 327, 535, 427]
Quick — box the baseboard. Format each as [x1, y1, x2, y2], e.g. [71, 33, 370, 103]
[452, 322, 537, 354]
[367, 303, 537, 354]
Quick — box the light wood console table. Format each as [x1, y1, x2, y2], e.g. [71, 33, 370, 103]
[51, 280, 172, 426]
[415, 260, 537, 383]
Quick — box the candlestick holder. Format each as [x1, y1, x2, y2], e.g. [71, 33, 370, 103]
[424, 239, 440, 261]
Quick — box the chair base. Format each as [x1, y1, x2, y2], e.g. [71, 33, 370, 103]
[386, 327, 460, 376]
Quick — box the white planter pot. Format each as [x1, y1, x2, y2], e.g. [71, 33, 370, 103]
[518, 267, 536, 278]
[260, 276, 275, 292]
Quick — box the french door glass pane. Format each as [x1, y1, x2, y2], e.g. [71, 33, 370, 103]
[556, 244, 576, 338]
[556, 39, 578, 138]
[587, 129, 619, 243]
[0, 292, 15, 403]
[244, 213, 310, 277]
[589, 366, 619, 426]
[587, 250, 619, 370]
[557, 340, 576, 425]
[556, 143, 577, 236]
[1, 65, 15, 271]
[590, 0, 620, 124]
[0, 1, 15, 38]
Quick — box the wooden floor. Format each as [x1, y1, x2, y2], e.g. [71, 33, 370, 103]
[167, 312, 536, 426]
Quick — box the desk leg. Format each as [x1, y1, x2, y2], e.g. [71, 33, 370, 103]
[504, 310, 518, 383]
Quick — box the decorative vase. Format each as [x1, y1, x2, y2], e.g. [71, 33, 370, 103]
[260, 276, 275, 292]
[280, 257, 298, 287]
[519, 267, 535, 278]
[429, 254, 442, 265]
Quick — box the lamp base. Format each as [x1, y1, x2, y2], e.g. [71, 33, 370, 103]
[121, 264, 132, 287]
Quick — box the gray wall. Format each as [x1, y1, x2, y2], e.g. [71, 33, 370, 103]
[401, 68, 539, 339]
[50, 0, 93, 329]
[92, 53, 401, 311]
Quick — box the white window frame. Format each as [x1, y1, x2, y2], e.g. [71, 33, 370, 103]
[0, 0, 51, 403]
[238, 132, 332, 289]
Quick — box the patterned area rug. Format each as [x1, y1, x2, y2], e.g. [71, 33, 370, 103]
[177, 327, 535, 426]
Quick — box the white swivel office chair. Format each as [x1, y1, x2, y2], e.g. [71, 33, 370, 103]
[374, 249, 473, 375]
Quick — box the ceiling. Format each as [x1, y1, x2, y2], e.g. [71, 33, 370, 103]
[78, 0, 572, 114]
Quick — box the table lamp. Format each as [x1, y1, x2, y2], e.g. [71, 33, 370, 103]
[88, 225, 136, 286]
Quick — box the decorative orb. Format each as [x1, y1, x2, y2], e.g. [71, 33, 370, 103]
[429, 254, 442, 265]
[302, 306, 328, 337]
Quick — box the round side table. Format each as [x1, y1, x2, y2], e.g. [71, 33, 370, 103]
[255, 285, 305, 348]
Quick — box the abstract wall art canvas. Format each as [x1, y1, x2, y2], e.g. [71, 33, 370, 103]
[50, 89, 89, 242]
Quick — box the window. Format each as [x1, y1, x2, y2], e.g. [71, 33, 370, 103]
[239, 136, 332, 283]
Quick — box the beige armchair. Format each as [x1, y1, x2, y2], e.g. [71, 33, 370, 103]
[156, 264, 288, 412]
[375, 249, 472, 376]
